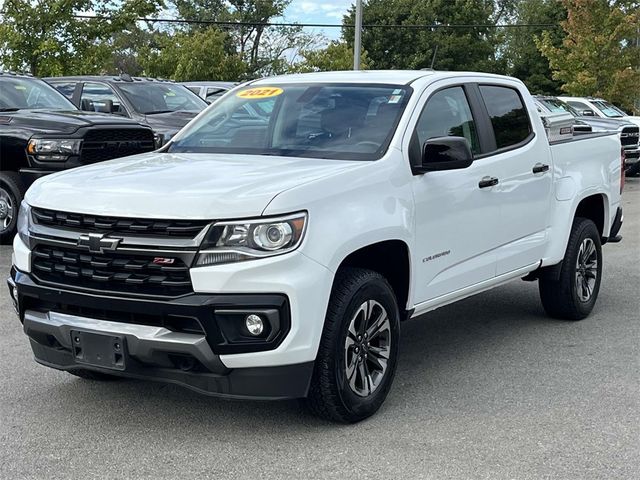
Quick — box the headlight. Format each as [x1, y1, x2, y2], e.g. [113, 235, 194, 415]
[196, 212, 307, 266]
[17, 201, 31, 246]
[27, 138, 82, 161]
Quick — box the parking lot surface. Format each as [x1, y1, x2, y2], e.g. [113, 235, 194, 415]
[0, 179, 638, 480]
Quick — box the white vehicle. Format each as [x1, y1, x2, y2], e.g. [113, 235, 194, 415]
[9, 71, 625, 423]
[558, 96, 640, 129]
[181, 81, 238, 103]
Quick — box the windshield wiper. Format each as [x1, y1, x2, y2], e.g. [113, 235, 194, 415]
[0, 108, 20, 112]
[144, 110, 173, 115]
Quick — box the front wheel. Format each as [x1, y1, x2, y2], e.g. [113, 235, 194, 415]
[539, 217, 603, 320]
[0, 172, 24, 243]
[303, 268, 400, 423]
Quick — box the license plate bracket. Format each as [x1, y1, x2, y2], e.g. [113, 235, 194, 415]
[71, 330, 126, 370]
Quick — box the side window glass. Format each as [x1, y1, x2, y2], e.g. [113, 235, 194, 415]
[567, 101, 593, 115]
[415, 86, 479, 154]
[50, 82, 77, 100]
[81, 82, 125, 114]
[479, 85, 531, 149]
[205, 88, 226, 101]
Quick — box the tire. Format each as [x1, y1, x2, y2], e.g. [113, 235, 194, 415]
[303, 268, 400, 423]
[0, 172, 24, 244]
[68, 369, 123, 381]
[539, 217, 602, 320]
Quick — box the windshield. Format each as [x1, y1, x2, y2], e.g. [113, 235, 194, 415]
[592, 100, 627, 118]
[168, 83, 412, 160]
[539, 98, 579, 117]
[117, 83, 207, 114]
[0, 77, 76, 111]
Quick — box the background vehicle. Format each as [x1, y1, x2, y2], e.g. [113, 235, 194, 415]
[558, 96, 640, 130]
[10, 71, 624, 423]
[182, 81, 238, 103]
[534, 96, 640, 175]
[0, 72, 155, 241]
[46, 75, 207, 146]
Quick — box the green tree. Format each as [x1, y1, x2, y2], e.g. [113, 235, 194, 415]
[341, 0, 513, 73]
[0, 0, 163, 76]
[139, 27, 246, 80]
[502, 0, 566, 95]
[538, 0, 640, 111]
[291, 41, 370, 73]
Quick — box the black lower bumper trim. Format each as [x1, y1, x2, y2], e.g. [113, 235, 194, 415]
[609, 206, 623, 242]
[31, 340, 313, 400]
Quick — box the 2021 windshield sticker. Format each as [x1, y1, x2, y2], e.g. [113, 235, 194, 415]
[237, 87, 284, 99]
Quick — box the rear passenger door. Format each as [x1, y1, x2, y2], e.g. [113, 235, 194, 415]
[80, 82, 128, 116]
[476, 84, 553, 275]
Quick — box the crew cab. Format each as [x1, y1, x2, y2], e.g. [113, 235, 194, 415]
[9, 71, 624, 423]
[46, 75, 207, 146]
[0, 73, 156, 241]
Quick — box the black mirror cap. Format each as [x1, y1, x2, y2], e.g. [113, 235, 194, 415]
[414, 136, 474, 173]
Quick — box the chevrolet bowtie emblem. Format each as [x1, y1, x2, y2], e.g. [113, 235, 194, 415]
[77, 233, 121, 254]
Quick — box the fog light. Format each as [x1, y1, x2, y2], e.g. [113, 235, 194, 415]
[245, 314, 264, 336]
[11, 285, 19, 315]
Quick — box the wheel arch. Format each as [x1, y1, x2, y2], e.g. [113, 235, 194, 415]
[335, 239, 412, 317]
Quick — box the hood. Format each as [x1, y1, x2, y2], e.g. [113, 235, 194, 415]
[576, 115, 637, 132]
[621, 116, 640, 129]
[26, 152, 363, 219]
[143, 111, 199, 134]
[0, 109, 145, 135]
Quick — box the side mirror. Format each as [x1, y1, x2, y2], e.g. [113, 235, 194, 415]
[582, 109, 595, 117]
[415, 136, 474, 173]
[94, 100, 114, 114]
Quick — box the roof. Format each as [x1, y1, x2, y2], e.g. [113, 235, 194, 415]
[44, 75, 175, 83]
[181, 81, 237, 88]
[249, 69, 520, 86]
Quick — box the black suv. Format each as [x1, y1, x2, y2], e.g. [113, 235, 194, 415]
[46, 75, 208, 146]
[0, 73, 156, 240]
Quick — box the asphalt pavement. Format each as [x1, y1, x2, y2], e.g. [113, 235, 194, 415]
[0, 180, 638, 479]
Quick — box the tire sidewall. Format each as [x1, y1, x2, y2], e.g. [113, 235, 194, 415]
[333, 278, 400, 420]
[567, 220, 603, 317]
[0, 174, 23, 240]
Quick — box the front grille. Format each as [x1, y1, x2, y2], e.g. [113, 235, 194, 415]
[80, 128, 155, 164]
[32, 245, 193, 297]
[620, 127, 639, 147]
[32, 208, 210, 239]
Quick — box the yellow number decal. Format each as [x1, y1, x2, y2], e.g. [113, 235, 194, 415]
[236, 87, 283, 99]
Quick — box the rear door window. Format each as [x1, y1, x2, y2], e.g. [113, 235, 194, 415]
[50, 82, 77, 100]
[479, 85, 532, 150]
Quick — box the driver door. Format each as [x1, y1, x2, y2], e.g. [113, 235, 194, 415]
[410, 84, 502, 304]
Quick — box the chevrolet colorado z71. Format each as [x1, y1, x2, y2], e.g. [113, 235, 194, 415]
[0, 73, 156, 241]
[9, 71, 624, 423]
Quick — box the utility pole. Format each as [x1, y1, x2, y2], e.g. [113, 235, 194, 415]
[353, 0, 363, 70]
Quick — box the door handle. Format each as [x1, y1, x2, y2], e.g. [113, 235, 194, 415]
[478, 176, 499, 188]
[532, 163, 550, 174]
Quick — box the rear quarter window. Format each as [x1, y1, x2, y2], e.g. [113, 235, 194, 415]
[479, 85, 532, 150]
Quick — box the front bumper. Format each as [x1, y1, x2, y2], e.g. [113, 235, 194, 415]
[9, 269, 314, 399]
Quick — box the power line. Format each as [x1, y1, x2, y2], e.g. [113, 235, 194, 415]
[70, 14, 560, 30]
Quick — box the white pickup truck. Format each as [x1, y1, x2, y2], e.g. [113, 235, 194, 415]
[9, 71, 624, 423]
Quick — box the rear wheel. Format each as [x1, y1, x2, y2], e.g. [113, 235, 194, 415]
[0, 172, 23, 243]
[304, 268, 400, 423]
[539, 217, 602, 320]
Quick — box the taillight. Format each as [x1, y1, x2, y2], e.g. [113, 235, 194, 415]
[620, 148, 625, 194]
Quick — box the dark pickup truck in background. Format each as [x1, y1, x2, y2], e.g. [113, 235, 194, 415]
[0, 73, 156, 241]
[45, 75, 208, 146]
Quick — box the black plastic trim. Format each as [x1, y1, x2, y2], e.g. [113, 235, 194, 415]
[13, 270, 291, 355]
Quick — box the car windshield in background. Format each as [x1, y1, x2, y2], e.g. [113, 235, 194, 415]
[592, 100, 626, 118]
[540, 98, 579, 116]
[168, 83, 412, 161]
[0, 77, 76, 111]
[118, 83, 207, 114]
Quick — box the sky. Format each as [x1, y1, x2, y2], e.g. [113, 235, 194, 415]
[284, 0, 352, 41]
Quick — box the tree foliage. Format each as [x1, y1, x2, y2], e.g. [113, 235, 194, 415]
[291, 41, 370, 73]
[0, 0, 163, 76]
[538, 0, 640, 110]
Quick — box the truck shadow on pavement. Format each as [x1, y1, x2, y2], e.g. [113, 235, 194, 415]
[41, 279, 578, 431]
